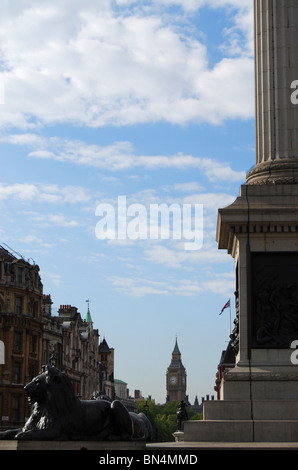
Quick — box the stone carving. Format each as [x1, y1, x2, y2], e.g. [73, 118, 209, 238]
[229, 291, 239, 353]
[0, 365, 152, 441]
[252, 253, 298, 348]
[247, 160, 298, 185]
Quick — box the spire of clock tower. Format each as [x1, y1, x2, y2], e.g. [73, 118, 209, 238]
[170, 336, 181, 363]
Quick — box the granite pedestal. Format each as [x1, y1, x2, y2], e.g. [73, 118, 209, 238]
[0, 440, 146, 450]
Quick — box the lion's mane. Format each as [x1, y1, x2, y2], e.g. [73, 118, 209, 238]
[22, 365, 83, 439]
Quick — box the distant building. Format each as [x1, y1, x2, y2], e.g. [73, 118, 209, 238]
[114, 378, 128, 399]
[134, 390, 142, 400]
[42, 302, 101, 399]
[98, 338, 115, 399]
[114, 379, 138, 412]
[166, 338, 187, 402]
[42, 300, 115, 402]
[190, 394, 215, 414]
[0, 245, 43, 428]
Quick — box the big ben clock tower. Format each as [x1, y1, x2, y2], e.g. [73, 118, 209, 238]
[166, 338, 187, 402]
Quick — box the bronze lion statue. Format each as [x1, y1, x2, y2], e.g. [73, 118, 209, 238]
[0, 365, 152, 441]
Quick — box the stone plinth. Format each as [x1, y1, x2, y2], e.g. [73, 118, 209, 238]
[203, 398, 298, 421]
[172, 431, 184, 442]
[189, 179, 298, 445]
[0, 440, 146, 450]
[217, 183, 298, 382]
[184, 419, 298, 443]
[219, 366, 298, 401]
[189, 182, 298, 444]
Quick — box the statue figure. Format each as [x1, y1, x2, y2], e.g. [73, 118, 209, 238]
[176, 400, 188, 430]
[0, 365, 152, 441]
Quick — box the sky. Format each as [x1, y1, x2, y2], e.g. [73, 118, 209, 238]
[0, 0, 256, 404]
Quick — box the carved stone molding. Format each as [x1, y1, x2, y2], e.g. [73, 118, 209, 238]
[247, 161, 298, 185]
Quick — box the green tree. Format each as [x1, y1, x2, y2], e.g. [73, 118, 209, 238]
[137, 400, 202, 442]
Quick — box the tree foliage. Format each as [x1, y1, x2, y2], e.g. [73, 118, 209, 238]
[137, 400, 202, 442]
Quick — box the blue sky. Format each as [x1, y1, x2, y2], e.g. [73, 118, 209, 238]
[0, 0, 255, 404]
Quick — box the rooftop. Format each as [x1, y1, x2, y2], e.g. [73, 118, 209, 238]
[0, 245, 17, 262]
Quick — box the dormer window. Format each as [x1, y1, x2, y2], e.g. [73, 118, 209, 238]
[17, 267, 22, 283]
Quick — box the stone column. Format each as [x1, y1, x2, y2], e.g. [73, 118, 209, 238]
[247, 0, 298, 184]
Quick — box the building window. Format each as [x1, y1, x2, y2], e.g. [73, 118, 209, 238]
[12, 396, 20, 424]
[31, 336, 37, 353]
[13, 331, 22, 351]
[17, 267, 22, 284]
[33, 301, 39, 318]
[15, 297, 22, 315]
[12, 362, 21, 384]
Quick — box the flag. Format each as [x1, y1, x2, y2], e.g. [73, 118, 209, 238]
[219, 299, 230, 315]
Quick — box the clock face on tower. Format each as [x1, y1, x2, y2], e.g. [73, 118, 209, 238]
[170, 376, 177, 384]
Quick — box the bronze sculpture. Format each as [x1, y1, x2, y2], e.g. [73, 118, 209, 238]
[176, 400, 188, 430]
[0, 365, 152, 441]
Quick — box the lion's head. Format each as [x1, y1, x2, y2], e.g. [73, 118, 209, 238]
[25, 365, 76, 404]
[24, 365, 81, 434]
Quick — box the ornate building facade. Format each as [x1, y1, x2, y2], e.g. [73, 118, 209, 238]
[42, 302, 103, 399]
[98, 338, 114, 398]
[0, 245, 115, 431]
[0, 246, 43, 429]
[166, 338, 187, 402]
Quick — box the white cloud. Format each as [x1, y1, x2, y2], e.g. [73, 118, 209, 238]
[111, 276, 170, 297]
[16, 234, 56, 249]
[42, 271, 63, 287]
[0, 183, 39, 201]
[182, 192, 235, 211]
[0, 1, 254, 129]
[110, 271, 234, 298]
[2, 134, 245, 183]
[17, 234, 43, 244]
[130, 0, 251, 14]
[24, 212, 80, 228]
[144, 242, 230, 268]
[172, 182, 204, 192]
[45, 214, 80, 228]
[0, 182, 90, 204]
